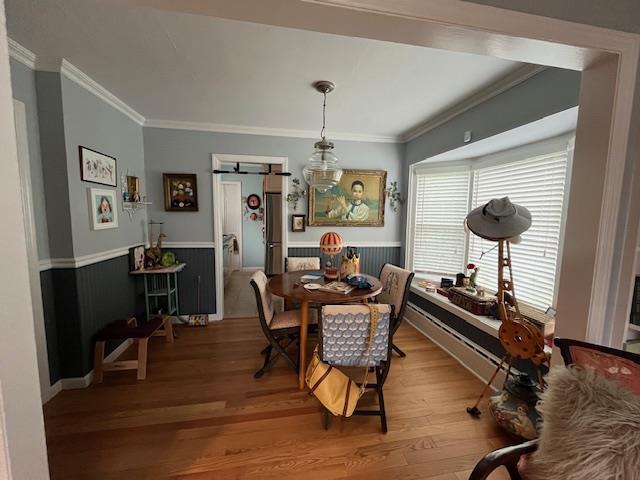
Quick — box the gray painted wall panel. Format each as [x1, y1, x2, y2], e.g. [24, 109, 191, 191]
[170, 248, 216, 315]
[143, 128, 405, 245]
[60, 76, 147, 257]
[35, 71, 74, 258]
[10, 59, 50, 260]
[39, 270, 59, 383]
[287, 246, 401, 277]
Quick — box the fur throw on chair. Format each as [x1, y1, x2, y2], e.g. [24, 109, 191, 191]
[523, 366, 640, 480]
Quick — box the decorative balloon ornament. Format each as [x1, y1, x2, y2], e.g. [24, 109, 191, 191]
[464, 197, 551, 419]
[319, 231, 344, 280]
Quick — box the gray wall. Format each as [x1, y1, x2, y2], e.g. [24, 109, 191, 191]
[60, 76, 147, 257]
[405, 68, 581, 166]
[36, 71, 74, 259]
[463, 0, 640, 34]
[143, 128, 405, 245]
[10, 59, 50, 260]
[222, 165, 265, 268]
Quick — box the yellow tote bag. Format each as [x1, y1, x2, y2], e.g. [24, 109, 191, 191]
[305, 304, 379, 417]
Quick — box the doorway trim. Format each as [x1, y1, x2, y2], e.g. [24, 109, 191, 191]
[13, 99, 54, 403]
[211, 154, 288, 320]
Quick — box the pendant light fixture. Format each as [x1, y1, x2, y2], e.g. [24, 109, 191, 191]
[303, 80, 343, 192]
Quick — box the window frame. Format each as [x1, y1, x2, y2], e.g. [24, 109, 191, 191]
[406, 133, 575, 310]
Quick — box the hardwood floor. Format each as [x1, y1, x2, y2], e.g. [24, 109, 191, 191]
[43, 318, 513, 479]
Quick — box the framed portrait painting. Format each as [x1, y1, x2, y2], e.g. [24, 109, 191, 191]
[308, 169, 387, 226]
[88, 188, 119, 230]
[79, 146, 117, 187]
[163, 173, 198, 211]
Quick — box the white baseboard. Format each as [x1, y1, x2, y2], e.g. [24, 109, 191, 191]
[404, 304, 508, 389]
[44, 339, 134, 400]
[241, 266, 262, 272]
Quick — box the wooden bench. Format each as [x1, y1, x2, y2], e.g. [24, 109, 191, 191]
[93, 315, 173, 383]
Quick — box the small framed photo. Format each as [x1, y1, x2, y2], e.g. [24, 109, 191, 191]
[163, 173, 198, 211]
[129, 244, 145, 271]
[126, 176, 140, 201]
[291, 214, 306, 232]
[79, 146, 117, 187]
[88, 188, 119, 230]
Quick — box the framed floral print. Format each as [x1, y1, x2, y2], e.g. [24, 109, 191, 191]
[163, 173, 198, 212]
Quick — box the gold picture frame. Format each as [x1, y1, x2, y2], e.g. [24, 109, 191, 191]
[308, 169, 387, 227]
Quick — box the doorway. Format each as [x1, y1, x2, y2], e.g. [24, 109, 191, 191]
[213, 154, 288, 320]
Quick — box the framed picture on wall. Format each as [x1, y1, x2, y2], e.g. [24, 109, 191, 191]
[88, 188, 119, 230]
[291, 214, 306, 232]
[308, 169, 387, 227]
[79, 146, 117, 187]
[163, 173, 198, 211]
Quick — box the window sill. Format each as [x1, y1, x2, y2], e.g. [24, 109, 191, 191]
[410, 280, 501, 338]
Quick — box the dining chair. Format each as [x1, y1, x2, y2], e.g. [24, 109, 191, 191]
[284, 256, 322, 311]
[376, 263, 415, 357]
[468, 337, 640, 479]
[285, 256, 321, 272]
[249, 271, 317, 378]
[319, 303, 394, 432]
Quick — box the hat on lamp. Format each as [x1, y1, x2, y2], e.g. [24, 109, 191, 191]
[465, 197, 531, 241]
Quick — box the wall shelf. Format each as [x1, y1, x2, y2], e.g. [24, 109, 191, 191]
[123, 201, 152, 220]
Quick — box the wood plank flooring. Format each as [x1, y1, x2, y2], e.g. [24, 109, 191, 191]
[43, 318, 513, 479]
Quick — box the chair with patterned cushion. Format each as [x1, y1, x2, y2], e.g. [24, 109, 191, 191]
[375, 263, 415, 357]
[250, 271, 317, 378]
[469, 337, 640, 479]
[319, 303, 394, 432]
[285, 257, 321, 272]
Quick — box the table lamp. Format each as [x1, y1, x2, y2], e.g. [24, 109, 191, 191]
[319, 231, 344, 280]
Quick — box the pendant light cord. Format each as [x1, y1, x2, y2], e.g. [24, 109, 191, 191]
[321, 91, 327, 140]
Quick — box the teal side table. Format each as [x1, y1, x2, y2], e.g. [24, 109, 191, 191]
[130, 263, 186, 320]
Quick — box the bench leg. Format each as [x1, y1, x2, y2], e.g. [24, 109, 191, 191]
[163, 315, 174, 343]
[137, 338, 149, 380]
[94, 341, 105, 383]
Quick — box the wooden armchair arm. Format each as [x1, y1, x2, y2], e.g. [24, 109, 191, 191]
[468, 440, 538, 480]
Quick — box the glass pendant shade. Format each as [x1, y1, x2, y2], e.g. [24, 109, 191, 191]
[303, 139, 343, 193]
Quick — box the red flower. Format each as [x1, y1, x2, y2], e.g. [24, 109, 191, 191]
[467, 263, 476, 269]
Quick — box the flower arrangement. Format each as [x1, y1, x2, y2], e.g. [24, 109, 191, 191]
[285, 177, 307, 211]
[384, 181, 403, 212]
[467, 263, 479, 288]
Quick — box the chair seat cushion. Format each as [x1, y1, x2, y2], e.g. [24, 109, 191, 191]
[270, 308, 318, 330]
[522, 365, 640, 480]
[95, 317, 163, 340]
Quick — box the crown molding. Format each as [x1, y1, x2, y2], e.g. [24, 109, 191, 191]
[400, 64, 548, 143]
[60, 59, 145, 125]
[143, 118, 400, 143]
[7, 38, 36, 69]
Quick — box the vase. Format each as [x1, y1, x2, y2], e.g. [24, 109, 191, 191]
[488, 373, 541, 440]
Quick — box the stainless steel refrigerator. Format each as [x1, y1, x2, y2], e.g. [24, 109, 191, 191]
[265, 193, 283, 275]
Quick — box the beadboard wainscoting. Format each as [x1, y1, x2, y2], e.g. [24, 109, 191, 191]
[287, 246, 402, 276]
[38, 247, 216, 386]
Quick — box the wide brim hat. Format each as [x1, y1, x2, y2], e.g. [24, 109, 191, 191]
[466, 196, 531, 241]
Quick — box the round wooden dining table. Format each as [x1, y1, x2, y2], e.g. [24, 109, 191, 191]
[269, 270, 382, 389]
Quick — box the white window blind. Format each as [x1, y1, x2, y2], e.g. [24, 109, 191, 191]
[413, 170, 470, 275]
[468, 151, 568, 310]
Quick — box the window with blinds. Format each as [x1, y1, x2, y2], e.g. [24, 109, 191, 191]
[468, 152, 568, 310]
[413, 170, 470, 275]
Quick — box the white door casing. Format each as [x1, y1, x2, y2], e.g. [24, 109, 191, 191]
[14, 99, 52, 403]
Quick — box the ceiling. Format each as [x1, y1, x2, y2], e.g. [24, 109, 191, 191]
[6, 0, 523, 141]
